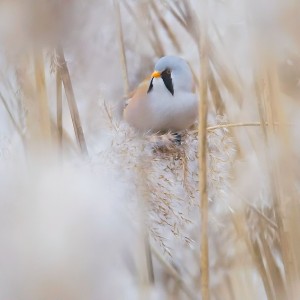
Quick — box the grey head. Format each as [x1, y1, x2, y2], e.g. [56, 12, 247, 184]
[147, 55, 194, 96]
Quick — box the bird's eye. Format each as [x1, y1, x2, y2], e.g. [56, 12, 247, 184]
[166, 69, 171, 75]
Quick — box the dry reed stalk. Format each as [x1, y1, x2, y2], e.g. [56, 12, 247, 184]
[148, 19, 165, 58]
[254, 78, 268, 139]
[253, 238, 275, 300]
[180, 1, 200, 40]
[17, 53, 48, 155]
[50, 118, 78, 154]
[227, 219, 254, 299]
[206, 122, 279, 131]
[113, 3, 155, 292]
[136, 161, 154, 300]
[139, 2, 165, 57]
[168, 4, 186, 28]
[168, 1, 243, 109]
[122, 1, 163, 58]
[140, 1, 166, 57]
[55, 46, 88, 155]
[0, 91, 24, 140]
[198, 4, 210, 300]
[150, 1, 181, 53]
[253, 46, 300, 298]
[56, 68, 62, 151]
[258, 231, 287, 300]
[232, 211, 274, 300]
[114, 0, 129, 96]
[277, 136, 300, 297]
[211, 21, 243, 87]
[144, 233, 154, 284]
[248, 204, 278, 230]
[207, 42, 243, 107]
[33, 49, 52, 144]
[286, 203, 300, 299]
[207, 65, 225, 115]
[150, 244, 196, 300]
[260, 64, 293, 294]
[212, 271, 235, 300]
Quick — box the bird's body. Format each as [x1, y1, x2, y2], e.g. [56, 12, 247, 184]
[123, 56, 198, 133]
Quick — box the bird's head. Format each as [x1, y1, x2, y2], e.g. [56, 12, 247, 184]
[147, 55, 194, 96]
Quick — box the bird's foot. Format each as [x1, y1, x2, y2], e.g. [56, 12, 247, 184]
[150, 131, 182, 151]
[172, 132, 182, 145]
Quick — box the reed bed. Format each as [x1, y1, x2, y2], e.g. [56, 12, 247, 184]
[0, 0, 300, 299]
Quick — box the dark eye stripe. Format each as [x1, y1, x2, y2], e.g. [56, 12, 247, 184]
[147, 69, 174, 96]
[147, 78, 154, 94]
[161, 69, 174, 95]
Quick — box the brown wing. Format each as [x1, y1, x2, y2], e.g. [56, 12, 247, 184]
[123, 77, 152, 128]
[124, 76, 151, 108]
[127, 74, 152, 96]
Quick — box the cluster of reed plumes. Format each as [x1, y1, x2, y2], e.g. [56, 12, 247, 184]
[1, 0, 300, 299]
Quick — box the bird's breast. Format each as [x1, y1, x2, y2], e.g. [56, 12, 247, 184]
[124, 78, 198, 132]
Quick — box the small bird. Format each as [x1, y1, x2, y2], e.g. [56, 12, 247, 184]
[123, 55, 198, 133]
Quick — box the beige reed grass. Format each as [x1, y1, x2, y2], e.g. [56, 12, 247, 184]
[198, 3, 210, 299]
[55, 46, 88, 155]
[56, 65, 63, 151]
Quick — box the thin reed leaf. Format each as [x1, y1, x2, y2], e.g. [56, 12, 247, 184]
[56, 67, 62, 150]
[33, 49, 52, 143]
[150, 1, 181, 53]
[114, 0, 130, 96]
[55, 46, 88, 155]
[198, 3, 210, 299]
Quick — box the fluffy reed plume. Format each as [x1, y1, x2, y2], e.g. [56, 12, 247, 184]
[1, 0, 300, 299]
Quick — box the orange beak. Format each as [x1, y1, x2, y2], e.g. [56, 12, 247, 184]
[151, 71, 161, 78]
